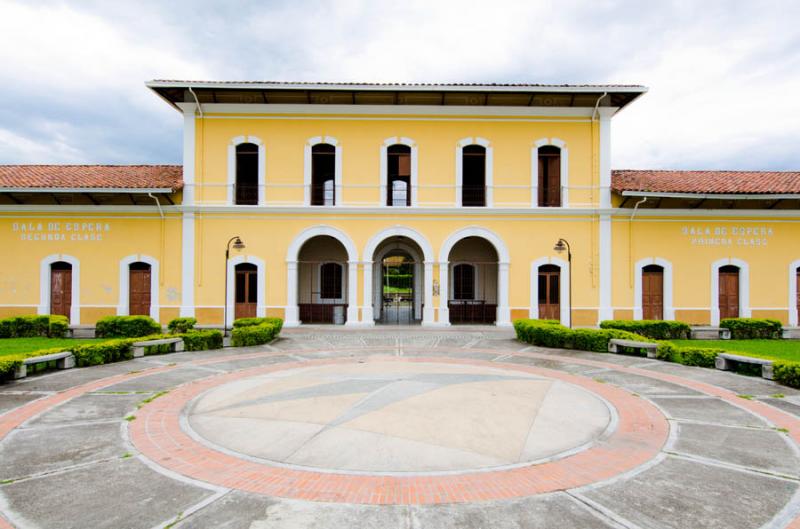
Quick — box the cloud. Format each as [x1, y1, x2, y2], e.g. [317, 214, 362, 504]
[0, 0, 798, 170]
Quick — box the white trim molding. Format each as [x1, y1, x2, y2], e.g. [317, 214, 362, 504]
[710, 257, 751, 325]
[633, 257, 674, 321]
[226, 255, 266, 327]
[363, 226, 434, 325]
[380, 137, 418, 207]
[598, 214, 613, 323]
[529, 257, 571, 326]
[39, 254, 80, 325]
[285, 224, 358, 327]
[227, 135, 266, 206]
[438, 226, 511, 326]
[597, 107, 614, 209]
[117, 254, 160, 321]
[531, 138, 569, 208]
[180, 212, 196, 317]
[304, 136, 342, 206]
[789, 259, 800, 326]
[455, 137, 493, 207]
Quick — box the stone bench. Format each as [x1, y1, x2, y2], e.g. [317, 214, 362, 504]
[690, 326, 731, 340]
[715, 353, 774, 380]
[608, 339, 659, 358]
[14, 351, 75, 379]
[131, 337, 184, 358]
[782, 327, 800, 340]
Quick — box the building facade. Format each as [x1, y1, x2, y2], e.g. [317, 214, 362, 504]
[1, 81, 799, 328]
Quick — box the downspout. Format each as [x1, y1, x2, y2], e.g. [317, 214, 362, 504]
[629, 197, 648, 287]
[590, 91, 607, 289]
[148, 193, 166, 287]
[188, 87, 205, 286]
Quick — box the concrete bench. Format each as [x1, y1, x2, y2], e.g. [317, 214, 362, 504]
[14, 351, 75, 379]
[131, 337, 184, 358]
[690, 326, 731, 340]
[608, 339, 659, 358]
[783, 327, 800, 339]
[715, 353, 774, 380]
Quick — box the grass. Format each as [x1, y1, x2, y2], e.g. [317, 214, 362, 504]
[0, 337, 100, 357]
[669, 339, 800, 362]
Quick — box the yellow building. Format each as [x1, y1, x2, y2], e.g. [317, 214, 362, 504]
[1, 81, 799, 329]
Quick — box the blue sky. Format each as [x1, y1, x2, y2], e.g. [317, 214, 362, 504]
[0, 0, 798, 170]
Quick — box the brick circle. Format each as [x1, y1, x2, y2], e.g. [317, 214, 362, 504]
[129, 356, 668, 504]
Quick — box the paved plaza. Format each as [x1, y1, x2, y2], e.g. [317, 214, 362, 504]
[2, 328, 800, 528]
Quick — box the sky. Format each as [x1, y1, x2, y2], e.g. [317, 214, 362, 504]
[0, 0, 798, 170]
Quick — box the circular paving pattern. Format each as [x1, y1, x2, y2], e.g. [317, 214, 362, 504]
[187, 361, 614, 473]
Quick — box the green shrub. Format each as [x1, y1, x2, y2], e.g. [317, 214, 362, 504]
[232, 317, 284, 333]
[0, 356, 24, 379]
[180, 329, 223, 351]
[95, 316, 161, 338]
[774, 361, 800, 388]
[231, 321, 281, 347]
[0, 315, 69, 338]
[71, 338, 137, 366]
[655, 342, 722, 368]
[167, 317, 197, 334]
[720, 318, 782, 339]
[600, 319, 691, 340]
[513, 319, 651, 353]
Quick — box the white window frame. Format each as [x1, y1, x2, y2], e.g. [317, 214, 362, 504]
[304, 136, 342, 206]
[633, 257, 674, 321]
[118, 254, 160, 321]
[531, 138, 568, 208]
[710, 258, 751, 325]
[380, 136, 418, 207]
[529, 257, 571, 326]
[227, 135, 266, 206]
[39, 254, 80, 325]
[455, 137, 493, 207]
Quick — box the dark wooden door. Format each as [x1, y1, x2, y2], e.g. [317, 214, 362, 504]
[235, 266, 257, 319]
[719, 267, 740, 320]
[538, 266, 560, 320]
[538, 147, 561, 207]
[129, 267, 151, 316]
[50, 266, 72, 318]
[642, 266, 664, 320]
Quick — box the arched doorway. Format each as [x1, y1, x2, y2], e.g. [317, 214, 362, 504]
[297, 235, 350, 324]
[234, 263, 258, 319]
[128, 262, 152, 316]
[370, 236, 425, 325]
[50, 261, 73, 319]
[447, 237, 498, 324]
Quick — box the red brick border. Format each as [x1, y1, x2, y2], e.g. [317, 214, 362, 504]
[129, 356, 668, 505]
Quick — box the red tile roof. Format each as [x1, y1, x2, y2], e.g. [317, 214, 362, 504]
[612, 169, 800, 195]
[0, 165, 183, 191]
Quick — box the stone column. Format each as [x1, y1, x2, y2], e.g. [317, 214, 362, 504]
[284, 260, 300, 327]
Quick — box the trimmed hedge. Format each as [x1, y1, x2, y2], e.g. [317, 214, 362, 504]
[774, 362, 800, 388]
[514, 319, 650, 353]
[231, 319, 282, 347]
[654, 342, 723, 368]
[95, 316, 161, 338]
[167, 317, 197, 334]
[600, 320, 690, 340]
[720, 318, 782, 339]
[180, 329, 223, 351]
[0, 315, 69, 338]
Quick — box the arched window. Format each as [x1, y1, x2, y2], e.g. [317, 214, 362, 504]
[311, 143, 336, 206]
[453, 263, 476, 300]
[320, 262, 343, 299]
[50, 261, 72, 318]
[235, 263, 258, 319]
[235, 143, 259, 205]
[538, 146, 561, 207]
[641, 264, 664, 320]
[538, 264, 560, 320]
[462, 145, 486, 207]
[718, 265, 740, 319]
[387, 144, 411, 206]
[128, 262, 152, 316]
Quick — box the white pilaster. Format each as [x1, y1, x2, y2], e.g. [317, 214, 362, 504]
[598, 214, 613, 323]
[422, 261, 435, 325]
[438, 261, 450, 325]
[361, 261, 375, 324]
[345, 260, 359, 325]
[180, 212, 195, 317]
[598, 108, 614, 210]
[284, 261, 300, 326]
[496, 262, 511, 326]
[177, 102, 196, 206]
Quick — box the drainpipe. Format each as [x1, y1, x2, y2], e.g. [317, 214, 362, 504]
[589, 92, 607, 288]
[592, 92, 607, 121]
[147, 192, 164, 218]
[188, 87, 203, 117]
[629, 197, 648, 287]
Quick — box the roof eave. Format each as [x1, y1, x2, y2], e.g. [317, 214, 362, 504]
[0, 187, 179, 194]
[618, 190, 800, 200]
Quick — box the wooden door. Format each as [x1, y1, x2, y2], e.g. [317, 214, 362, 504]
[538, 266, 560, 320]
[235, 265, 258, 319]
[642, 266, 664, 320]
[718, 266, 740, 320]
[129, 265, 151, 316]
[538, 147, 561, 207]
[50, 265, 72, 318]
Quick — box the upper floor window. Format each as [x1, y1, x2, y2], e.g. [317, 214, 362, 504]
[387, 144, 411, 206]
[311, 143, 336, 206]
[462, 145, 486, 207]
[538, 145, 561, 207]
[235, 143, 259, 205]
